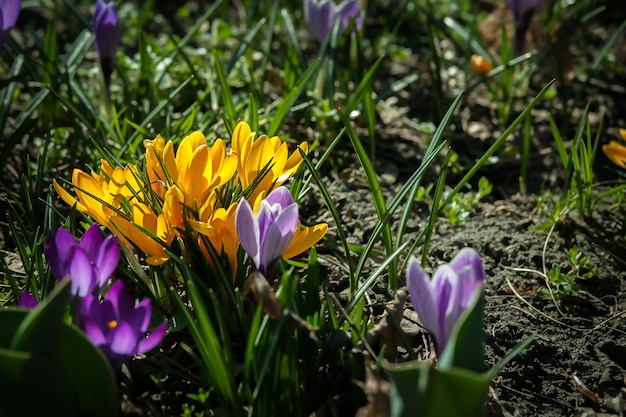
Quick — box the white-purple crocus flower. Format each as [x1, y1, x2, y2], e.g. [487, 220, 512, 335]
[507, 0, 545, 54]
[303, 0, 364, 44]
[0, 0, 21, 49]
[76, 280, 168, 369]
[406, 248, 485, 357]
[236, 186, 299, 278]
[92, 0, 119, 87]
[44, 224, 120, 298]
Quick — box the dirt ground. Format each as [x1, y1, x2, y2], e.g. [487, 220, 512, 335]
[304, 139, 626, 416]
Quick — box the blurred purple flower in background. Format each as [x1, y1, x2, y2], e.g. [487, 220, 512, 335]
[236, 186, 299, 278]
[303, 0, 363, 43]
[92, 0, 119, 87]
[0, 0, 21, 49]
[77, 280, 168, 368]
[44, 224, 120, 298]
[507, 0, 546, 54]
[406, 248, 485, 357]
[18, 290, 38, 308]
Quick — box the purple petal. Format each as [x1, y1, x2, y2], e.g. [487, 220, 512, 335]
[236, 198, 261, 268]
[432, 266, 457, 353]
[2, 0, 21, 27]
[435, 267, 463, 347]
[259, 204, 298, 276]
[106, 280, 132, 318]
[265, 186, 295, 209]
[81, 292, 117, 332]
[81, 316, 107, 347]
[406, 257, 440, 346]
[303, 0, 334, 42]
[45, 228, 76, 281]
[508, 0, 545, 19]
[318, 0, 334, 42]
[18, 290, 38, 308]
[127, 299, 152, 333]
[79, 224, 104, 260]
[0, 0, 20, 48]
[92, 0, 119, 63]
[449, 248, 484, 278]
[110, 322, 139, 357]
[256, 201, 275, 243]
[335, 0, 363, 32]
[95, 235, 120, 288]
[449, 248, 485, 307]
[93, 0, 105, 23]
[69, 248, 96, 297]
[137, 321, 168, 354]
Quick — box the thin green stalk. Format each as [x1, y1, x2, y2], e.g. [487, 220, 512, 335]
[339, 111, 397, 289]
[440, 80, 554, 211]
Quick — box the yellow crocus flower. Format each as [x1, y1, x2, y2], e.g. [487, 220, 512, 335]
[602, 129, 626, 169]
[52, 160, 142, 228]
[230, 121, 308, 202]
[146, 131, 237, 209]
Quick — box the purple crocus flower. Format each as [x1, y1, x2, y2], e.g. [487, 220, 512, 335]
[235, 186, 299, 277]
[406, 248, 485, 357]
[18, 290, 38, 308]
[507, 0, 545, 54]
[303, 0, 364, 43]
[92, 0, 119, 87]
[0, 0, 21, 49]
[44, 224, 120, 298]
[77, 280, 168, 368]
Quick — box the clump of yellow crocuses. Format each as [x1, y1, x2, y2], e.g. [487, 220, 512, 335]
[53, 121, 327, 273]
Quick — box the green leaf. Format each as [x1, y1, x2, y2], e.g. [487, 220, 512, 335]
[10, 278, 71, 354]
[437, 289, 484, 373]
[385, 360, 491, 417]
[0, 281, 117, 417]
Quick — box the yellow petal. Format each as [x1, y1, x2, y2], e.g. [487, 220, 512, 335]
[144, 134, 168, 196]
[188, 218, 218, 238]
[73, 170, 113, 225]
[52, 178, 86, 212]
[163, 139, 178, 184]
[111, 203, 172, 264]
[162, 186, 185, 231]
[282, 222, 328, 260]
[100, 159, 115, 177]
[232, 121, 253, 156]
[602, 140, 626, 169]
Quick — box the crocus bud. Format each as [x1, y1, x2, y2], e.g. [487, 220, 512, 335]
[92, 0, 120, 88]
[303, 0, 364, 44]
[235, 186, 300, 278]
[470, 55, 493, 76]
[507, 0, 545, 54]
[406, 248, 485, 357]
[0, 0, 21, 49]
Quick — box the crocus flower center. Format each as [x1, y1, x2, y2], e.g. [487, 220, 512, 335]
[107, 320, 118, 329]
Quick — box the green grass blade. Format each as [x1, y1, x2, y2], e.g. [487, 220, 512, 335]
[267, 58, 321, 137]
[338, 110, 397, 289]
